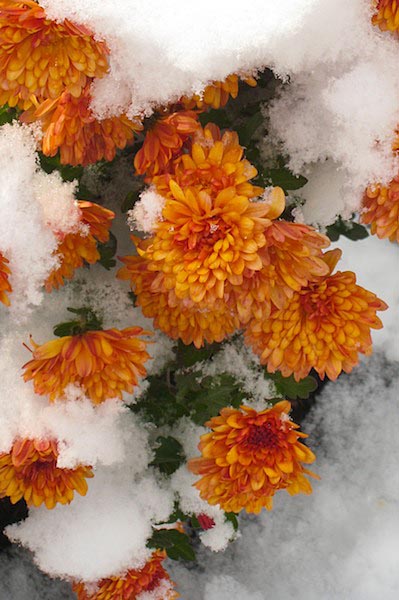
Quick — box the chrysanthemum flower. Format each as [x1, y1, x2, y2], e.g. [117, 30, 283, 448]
[0, 438, 93, 509]
[22, 326, 151, 403]
[0, 252, 12, 306]
[118, 253, 240, 348]
[134, 110, 199, 178]
[0, 0, 109, 110]
[73, 551, 178, 600]
[245, 249, 388, 381]
[45, 201, 115, 292]
[137, 183, 286, 306]
[362, 178, 399, 243]
[181, 74, 257, 110]
[152, 123, 263, 199]
[372, 0, 399, 33]
[189, 401, 317, 514]
[22, 85, 142, 165]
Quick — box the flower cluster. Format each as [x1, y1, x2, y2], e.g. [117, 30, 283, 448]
[73, 551, 178, 600]
[0, 438, 93, 509]
[362, 177, 399, 243]
[180, 73, 257, 110]
[46, 200, 115, 292]
[372, 0, 399, 33]
[189, 401, 317, 514]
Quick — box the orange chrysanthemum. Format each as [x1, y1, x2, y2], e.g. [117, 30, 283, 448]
[22, 85, 142, 166]
[189, 401, 317, 514]
[0, 438, 93, 509]
[73, 551, 178, 600]
[134, 110, 199, 178]
[0, 251, 12, 306]
[22, 327, 151, 403]
[0, 0, 109, 110]
[372, 0, 399, 32]
[181, 74, 257, 110]
[45, 201, 115, 292]
[137, 184, 286, 306]
[152, 123, 263, 199]
[362, 178, 399, 243]
[118, 253, 240, 348]
[245, 249, 388, 381]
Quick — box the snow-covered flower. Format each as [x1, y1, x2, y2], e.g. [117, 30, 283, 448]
[46, 200, 114, 292]
[245, 249, 388, 381]
[22, 327, 151, 404]
[189, 401, 317, 514]
[0, 438, 93, 509]
[181, 73, 257, 110]
[73, 551, 178, 600]
[0, 0, 109, 110]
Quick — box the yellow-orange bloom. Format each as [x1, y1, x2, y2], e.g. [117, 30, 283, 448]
[134, 110, 199, 178]
[152, 123, 263, 199]
[22, 85, 142, 166]
[372, 0, 399, 32]
[118, 253, 240, 348]
[73, 551, 178, 600]
[362, 178, 399, 243]
[0, 438, 93, 509]
[0, 251, 12, 306]
[245, 249, 388, 381]
[189, 401, 317, 514]
[22, 327, 151, 404]
[181, 73, 257, 110]
[138, 184, 285, 306]
[45, 201, 115, 292]
[0, 0, 109, 110]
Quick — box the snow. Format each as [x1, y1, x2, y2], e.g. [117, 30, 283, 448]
[128, 188, 165, 234]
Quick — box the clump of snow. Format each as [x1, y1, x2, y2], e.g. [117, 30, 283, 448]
[32, 171, 81, 235]
[128, 187, 165, 234]
[8, 469, 174, 581]
[204, 575, 263, 600]
[200, 341, 277, 406]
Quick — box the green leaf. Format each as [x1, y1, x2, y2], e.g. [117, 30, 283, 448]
[199, 109, 231, 129]
[38, 152, 83, 182]
[121, 190, 140, 213]
[147, 529, 196, 561]
[176, 340, 219, 368]
[0, 105, 18, 126]
[97, 232, 117, 270]
[326, 216, 369, 242]
[150, 436, 185, 476]
[224, 512, 239, 531]
[269, 372, 318, 400]
[53, 307, 102, 337]
[261, 167, 308, 191]
[131, 374, 189, 427]
[237, 112, 264, 147]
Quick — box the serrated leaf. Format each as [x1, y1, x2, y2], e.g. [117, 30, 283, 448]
[261, 167, 308, 191]
[177, 340, 219, 368]
[97, 232, 117, 270]
[187, 374, 246, 425]
[150, 436, 185, 476]
[326, 217, 369, 242]
[269, 372, 318, 400]
[121, 190, 140, 213]
[53, 307, 102, 337]
[147, 529, 196, 561]
[199, 109, 231, 129]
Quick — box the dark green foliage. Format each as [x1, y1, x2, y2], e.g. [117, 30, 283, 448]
[0, 105, 18, 126]
[147, 528, 196, 561]
[269, 371, 318, 400]
[39, 152, 84, 183]
[326, 216, 369, 242]
[53, 307, 102, 337]
[150, 436, 185, 475]
[260, 167, 308, 191]
[97, 231, 117, 270]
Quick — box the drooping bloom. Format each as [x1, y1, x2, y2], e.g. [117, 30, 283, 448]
[22, 86, 142, 165]
[152, 123, 263, 199]
[22, 327, 151, 403]
[73, 551, 178, 600]
[0, 438, 93, 509]
[0, 252, 12, 306]
[245, 249, 388, 381]
[189, 401, 317, 514]
[0, 0, 109, 110]
[118, 252, 241, 348]
[362, 178, 399, 243]
[134, 110, 199, 178]
[372, 0, 399, 33]
[181, 73, 257, 110]
[45, 200, 115, 292]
